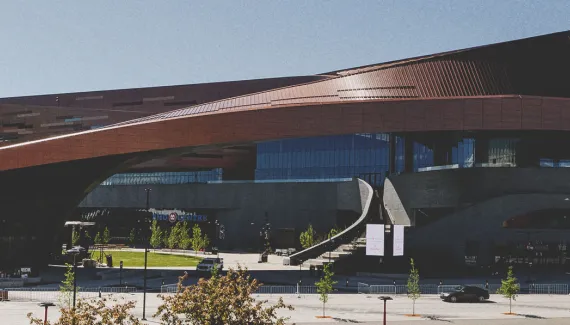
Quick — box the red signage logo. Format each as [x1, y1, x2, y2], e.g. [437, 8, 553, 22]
[168, 212, 178, 223]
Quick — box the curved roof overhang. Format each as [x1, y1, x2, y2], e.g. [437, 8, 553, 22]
[0, 95, 569, 171]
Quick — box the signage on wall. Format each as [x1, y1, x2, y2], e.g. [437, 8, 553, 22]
[393, 225, 405, 256]
[153, 211, 208, 223]
[366, 224, 385, 256]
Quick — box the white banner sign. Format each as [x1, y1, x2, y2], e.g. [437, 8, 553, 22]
[393, 225, 405, 256]
[366, 224, 385, 256]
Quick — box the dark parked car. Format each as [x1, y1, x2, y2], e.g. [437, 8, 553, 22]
[440, 285, 490, 303]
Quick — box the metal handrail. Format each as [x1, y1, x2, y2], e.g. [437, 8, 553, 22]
[285, 178, 374, 265]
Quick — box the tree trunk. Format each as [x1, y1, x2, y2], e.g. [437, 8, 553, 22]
[323, 302, 325, 317]
[413, 300, 415, 315]
[509, 297, 512, 314]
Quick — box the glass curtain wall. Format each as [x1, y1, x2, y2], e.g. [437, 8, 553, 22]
[412, 142, 434, 171]
[101, 169, 223, 185]
[452, 138, 474, 167]
[395, 136, 405, 173]
[255, 133, 390, 186]
[488, 139, 518, 165]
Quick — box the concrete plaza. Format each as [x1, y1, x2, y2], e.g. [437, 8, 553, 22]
[2, 292, 570, 324]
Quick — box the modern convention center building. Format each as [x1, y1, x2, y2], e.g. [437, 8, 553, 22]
[1, 31, 570, 275]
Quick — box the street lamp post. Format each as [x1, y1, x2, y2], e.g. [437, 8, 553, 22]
[38, 302, 55, 325]
[142, 187, 151, 321]
[328, 239, 335, 266]
[66, 248, 81, 325]
[378, 296, 393, 325]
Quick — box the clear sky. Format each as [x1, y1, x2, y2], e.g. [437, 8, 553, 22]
[0, 0, 569, 97]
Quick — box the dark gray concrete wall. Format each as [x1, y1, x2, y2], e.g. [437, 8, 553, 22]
[79, 180, 362, 250]
[407, 193, 570, 266]
[388, 167, 570, 210]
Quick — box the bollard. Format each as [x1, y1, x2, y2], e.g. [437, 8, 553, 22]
[98, 288, 101, 298]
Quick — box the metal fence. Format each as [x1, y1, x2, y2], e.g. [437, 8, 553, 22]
[356, 283, 566, 296]
[160, 284, 320, 296]
[2, 287, 138, 303]
[529, 284, 569, 295]
[160, 284, 179, 294]
[357, 282, 370, 294]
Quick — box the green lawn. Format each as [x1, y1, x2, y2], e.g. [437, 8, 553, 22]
[104, 250, 202, 268]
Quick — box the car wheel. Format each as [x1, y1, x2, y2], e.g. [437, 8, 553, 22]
[450, 296, 457, 303]
[477, 296, 484, 302]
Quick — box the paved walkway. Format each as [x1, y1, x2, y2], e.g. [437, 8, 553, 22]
[3, 292, 570, 324]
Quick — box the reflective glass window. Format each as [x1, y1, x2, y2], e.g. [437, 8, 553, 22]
[255, 133, 390, 186]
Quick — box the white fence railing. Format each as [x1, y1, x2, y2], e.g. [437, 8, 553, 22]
[160, 284, 320, 296]
[529, 284, 569, 295]
[3, 287, 138, 303]
[358, 283, 566, 295]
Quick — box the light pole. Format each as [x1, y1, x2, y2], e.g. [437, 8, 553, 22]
[378, 296, 393, 325]
[66, 248, 81, 325]
[38, 302, 55, 325]
[142, 187, 151, 321]
[328, 239, 335, 265]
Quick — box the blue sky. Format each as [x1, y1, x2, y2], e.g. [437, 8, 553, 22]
[0, 1, 569, 97]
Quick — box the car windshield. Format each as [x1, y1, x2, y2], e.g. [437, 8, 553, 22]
[201, 260, 214, 264]
[454, 286, 465, 292]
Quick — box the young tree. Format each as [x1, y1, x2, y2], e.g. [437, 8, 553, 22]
[201, 233, 210, 252]
[129, 228, 137, 246]
[191, 224, 209, 253]
[71, 227, 80, 246]
[179, 221, 192, 250]
[150, 220, 163, 249]
[102, 227, 111, 245]
[94, 232, 102, 245]
[299, 224, 316, 249]
[315, 263, 337, 318]
[58, 263, 76, 308]
[407, 258, 421, 316]
[497, 266, 519, 314]
[155, 267, 293, 325]
[328, 225, 341, 239]
[168, 222, 182, 249]
[28, 296, 142, 325]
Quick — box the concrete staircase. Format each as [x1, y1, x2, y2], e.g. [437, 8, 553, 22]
[303, 237, 366, 267]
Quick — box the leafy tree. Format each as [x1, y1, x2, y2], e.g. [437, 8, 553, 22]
[71, 228, 80, 246]
[407, 258, 420, 316]
[58, 263, 77, 308]
[315, 263, 337, 317]
[84, 231, 92, 245]
[28, 296, 142, 325]
[299, 224, 316, 249]
[191, 224, 209, 253]
[150, 220, 164, 249]
[497, 266, 519, 314]
[179, 221, 192, 250]
[102, 227, 111, 245]
[168, 222, 182, 249]
[129, 228, 137, 246]
[162, 228, 170, 248]
[155, 266, 293, 324]
[328, 225, 342, 239]
[94, 232, 102, 245]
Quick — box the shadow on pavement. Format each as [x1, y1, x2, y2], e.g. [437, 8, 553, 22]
[331, 317, 362, 323]
[518, 314, 546, 319]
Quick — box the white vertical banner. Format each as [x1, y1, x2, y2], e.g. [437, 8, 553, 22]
[393, 225, 405, 256]
[366, 224, 385, 256]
